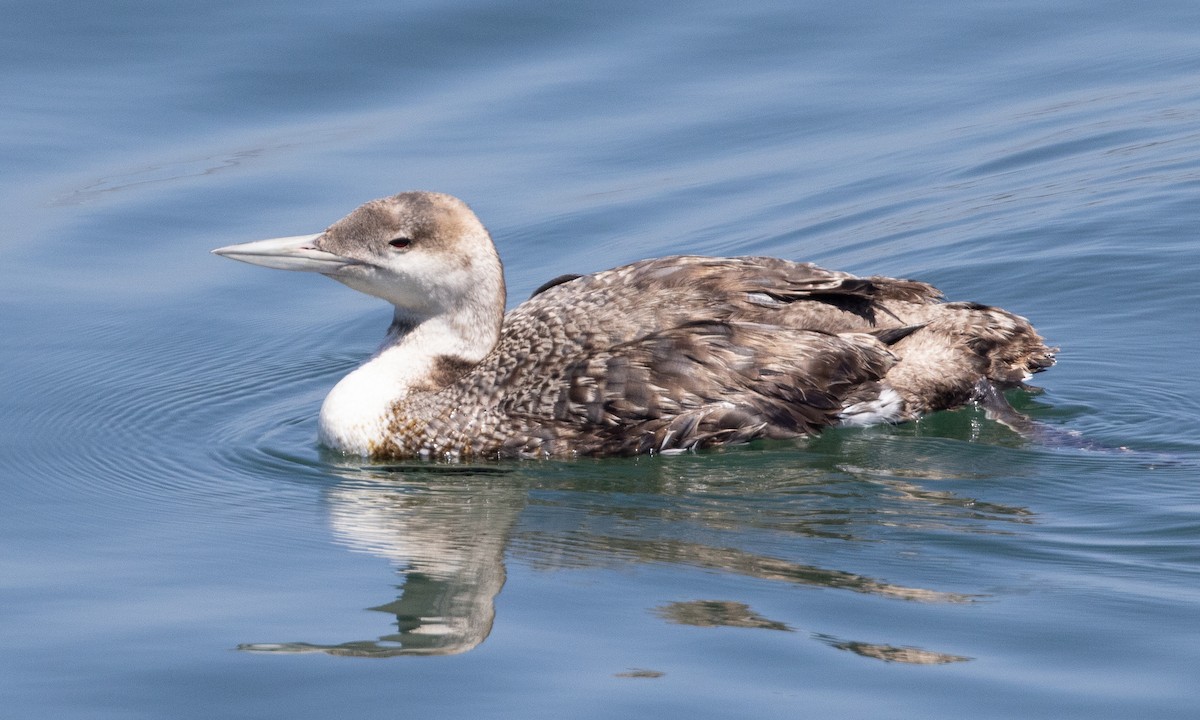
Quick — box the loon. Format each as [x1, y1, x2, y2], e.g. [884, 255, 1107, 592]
[213, 191, 1055, 460]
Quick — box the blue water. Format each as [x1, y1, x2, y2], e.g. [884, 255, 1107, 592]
[3, 0, 1199, 717]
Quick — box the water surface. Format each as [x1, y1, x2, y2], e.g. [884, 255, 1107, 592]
[3, 0, 1199, 717]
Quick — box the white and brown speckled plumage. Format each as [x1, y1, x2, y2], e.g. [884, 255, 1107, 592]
[214, 192, 1055, 460]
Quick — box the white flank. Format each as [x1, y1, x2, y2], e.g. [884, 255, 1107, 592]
[838, 386, 905, 427]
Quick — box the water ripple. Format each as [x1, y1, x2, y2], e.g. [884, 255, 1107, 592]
[8, 310, 353, 539]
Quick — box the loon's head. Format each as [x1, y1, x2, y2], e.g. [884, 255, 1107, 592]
[213, 191, 506, 324]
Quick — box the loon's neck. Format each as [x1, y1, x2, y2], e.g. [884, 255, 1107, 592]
[318, 306, 501, 456]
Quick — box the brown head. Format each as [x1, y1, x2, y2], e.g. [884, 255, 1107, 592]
[213, 191, 507, 340]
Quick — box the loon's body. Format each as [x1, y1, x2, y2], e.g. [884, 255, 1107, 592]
[214, 191, 1054, 460]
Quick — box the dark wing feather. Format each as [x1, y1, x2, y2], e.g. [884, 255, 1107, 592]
[529, 273, 584, 298]
[502, 319, 895, 455]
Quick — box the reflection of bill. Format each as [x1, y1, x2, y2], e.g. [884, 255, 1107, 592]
[240, 469, 524, 657]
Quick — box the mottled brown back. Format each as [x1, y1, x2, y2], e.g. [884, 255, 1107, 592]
[372, 256, 1053, 459]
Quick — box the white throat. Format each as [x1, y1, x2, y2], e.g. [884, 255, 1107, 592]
[318, 307, 500, 456]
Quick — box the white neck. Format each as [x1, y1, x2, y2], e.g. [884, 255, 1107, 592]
[318, 304, 502, 456]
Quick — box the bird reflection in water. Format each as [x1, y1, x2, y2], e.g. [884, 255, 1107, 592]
[657, 600, 973, 665]
[241, 466, 521, 657]
[238, 444, 1030, 659]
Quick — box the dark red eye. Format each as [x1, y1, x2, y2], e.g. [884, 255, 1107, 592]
[389, 238, 412, 249]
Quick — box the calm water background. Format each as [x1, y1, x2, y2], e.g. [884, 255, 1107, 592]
[3, 0, 1199, 717]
